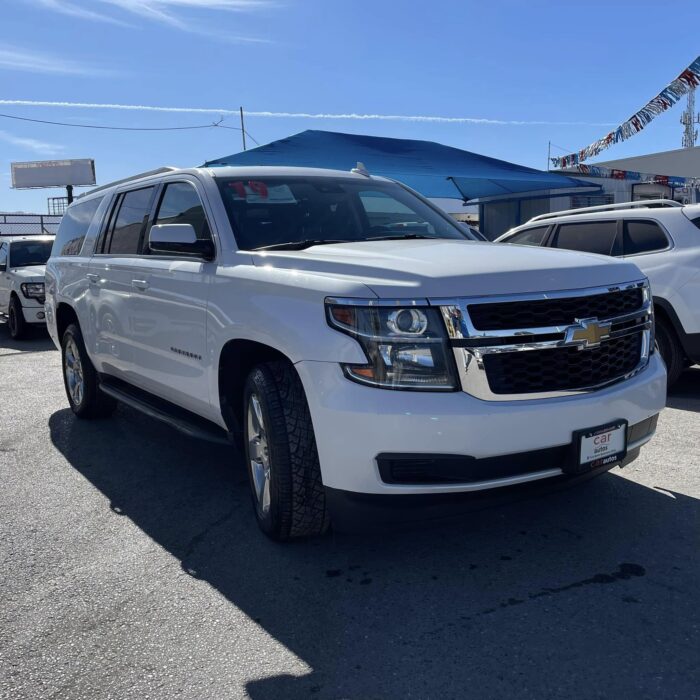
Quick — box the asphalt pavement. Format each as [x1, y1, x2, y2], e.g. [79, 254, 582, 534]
[1, 322, 699, 700]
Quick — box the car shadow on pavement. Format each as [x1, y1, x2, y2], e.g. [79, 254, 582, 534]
[0, 320, 55, 355]
[48, 404, 700, 699]
[666, 366, 700, 412]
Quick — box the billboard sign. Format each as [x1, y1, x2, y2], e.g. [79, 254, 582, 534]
[11, 159, 96, 189]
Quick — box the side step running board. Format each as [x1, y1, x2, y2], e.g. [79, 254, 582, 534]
[99, 379, 232, 445]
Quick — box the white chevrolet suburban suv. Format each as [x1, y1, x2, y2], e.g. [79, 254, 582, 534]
[0, 235, 53, 339]
[45, 166, 666, 540]
[496, 200, 700, 386]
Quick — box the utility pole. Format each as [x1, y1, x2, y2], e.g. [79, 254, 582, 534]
[681, 87, 700, 148]
[547, 141, 551, 171]
[240, 106, 247, 151]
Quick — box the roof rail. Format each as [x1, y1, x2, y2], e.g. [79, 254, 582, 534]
[76, 166, 179, 199]
[529, 199, 683, 223]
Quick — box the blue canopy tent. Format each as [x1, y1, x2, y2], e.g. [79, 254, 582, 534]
[204, 130, 599, 203]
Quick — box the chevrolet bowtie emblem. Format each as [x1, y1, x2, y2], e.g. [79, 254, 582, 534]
[564, 318, 612, 350]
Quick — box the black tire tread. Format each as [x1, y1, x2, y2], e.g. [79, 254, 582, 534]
[655, 316, 684, 388]
[246, 361, 329, 540]
[62, 323, 117, 419]
[8, 295, 27, 340]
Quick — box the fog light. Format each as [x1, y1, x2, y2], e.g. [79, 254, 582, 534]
[37, 311, 45, 319]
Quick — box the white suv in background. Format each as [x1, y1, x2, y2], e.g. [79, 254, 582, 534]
[497, 200, 700, 386]
[45, 166, 666, 540]
[0, 235, 54, 339]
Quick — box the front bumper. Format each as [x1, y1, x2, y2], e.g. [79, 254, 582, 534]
[21, 303, 46, 324]
[295, 352, 666, 496]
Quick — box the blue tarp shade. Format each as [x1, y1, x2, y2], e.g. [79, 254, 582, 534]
[204, 130, 598, 202]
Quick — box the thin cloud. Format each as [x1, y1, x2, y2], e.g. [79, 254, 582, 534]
[33, 0, 273, 42]
[0, 47, 116, 77]
[0, 130, 64, 155]
[31, 0, 131, 26]
[0, 99, 616, 127]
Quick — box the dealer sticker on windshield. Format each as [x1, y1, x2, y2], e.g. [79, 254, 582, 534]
[577, 420, 628, 469]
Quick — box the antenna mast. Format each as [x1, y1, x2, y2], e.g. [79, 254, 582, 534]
[681, 87, 700, 148]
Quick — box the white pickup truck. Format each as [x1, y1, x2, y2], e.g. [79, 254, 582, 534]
[45, 166, 666, 540]
[0, 235, 53, 339]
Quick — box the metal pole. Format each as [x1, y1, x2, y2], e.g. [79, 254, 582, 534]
[547, 141, 551, 171]
[240, 107, 247, 151]
[66, 184, 74, 205]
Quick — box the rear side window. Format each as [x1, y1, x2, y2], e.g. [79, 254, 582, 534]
[53, 197, 103, 256]
[152, 182, 211, 241]
[691, 216, 700, 230]
[623, 220, 669, 255]
[505, 226, 549, 246]
[552, 221, 619, 256]
[105, 187, 155, 254]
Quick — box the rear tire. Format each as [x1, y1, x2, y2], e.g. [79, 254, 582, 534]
[243, 361, 329, 541]
[655, 317, 684, 388]
[61, 323, 117, 419]
[8, 296, 27, 340]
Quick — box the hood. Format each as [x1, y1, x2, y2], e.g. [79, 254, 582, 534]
[10, 265, 46, 282]
[252, 240, 645, 298]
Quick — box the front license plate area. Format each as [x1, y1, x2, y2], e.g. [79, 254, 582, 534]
[567, 420, 628, 475]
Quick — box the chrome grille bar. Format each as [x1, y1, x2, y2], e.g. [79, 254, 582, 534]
[432, 280, 652, 401]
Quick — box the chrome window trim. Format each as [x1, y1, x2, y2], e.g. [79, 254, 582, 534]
[431, 279, 652, 401]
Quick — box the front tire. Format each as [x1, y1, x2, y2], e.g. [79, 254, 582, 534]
[655, 317, 684, 388]
[61, 323, 116, 419]
[243, 361, 329, 541]
[8, 296, 27, 340]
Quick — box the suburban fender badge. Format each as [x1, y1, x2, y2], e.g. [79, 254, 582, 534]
[563, 318, 612, 351]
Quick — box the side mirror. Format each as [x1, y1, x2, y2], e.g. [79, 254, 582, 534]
[148, 224, 214, 260]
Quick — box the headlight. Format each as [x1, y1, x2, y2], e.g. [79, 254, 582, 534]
[325, 300, 458, 391]
[20, 282, 45, 300]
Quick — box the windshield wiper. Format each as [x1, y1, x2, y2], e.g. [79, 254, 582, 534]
[364, 233, 441, 242]
[255, 239, 349, 251]
[255, 234, 444, 251]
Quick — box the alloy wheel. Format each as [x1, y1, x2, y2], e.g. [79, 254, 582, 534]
[64, 337, 85, 407]
[247, 393, 271, 516]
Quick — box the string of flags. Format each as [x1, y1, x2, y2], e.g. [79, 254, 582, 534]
[551, 56, 700, 169]
[560, 163, 699, 189]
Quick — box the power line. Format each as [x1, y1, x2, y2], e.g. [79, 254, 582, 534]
[214, 123, 260, 145]
[0, 111, 260, 144]
[0, 111, 215, 131]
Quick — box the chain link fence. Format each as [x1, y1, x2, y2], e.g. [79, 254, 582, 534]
[0, 213, 62, 237]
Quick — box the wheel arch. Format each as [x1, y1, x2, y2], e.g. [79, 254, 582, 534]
[217, 338, 295, 443]
[55, 302, 80, 342]
[653, 296, 690, 354]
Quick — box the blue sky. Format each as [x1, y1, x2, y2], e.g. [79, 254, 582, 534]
[1, 0, 699, 212]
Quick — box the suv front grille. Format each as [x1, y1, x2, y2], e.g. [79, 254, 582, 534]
[482, 332, 642, 395]
[467, 287, 644, 330]
[438, 282, 652, 400]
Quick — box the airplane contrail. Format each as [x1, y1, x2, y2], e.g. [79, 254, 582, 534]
[0, 99, 616, 127]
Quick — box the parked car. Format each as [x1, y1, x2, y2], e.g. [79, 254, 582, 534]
[496, 200, 700, 385]
[0, 235, 54, 339]
[45, 166, 666, 540]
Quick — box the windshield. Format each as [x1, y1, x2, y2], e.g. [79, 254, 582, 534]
[10, 240, 53, 267]
[216, 177, 472, 250]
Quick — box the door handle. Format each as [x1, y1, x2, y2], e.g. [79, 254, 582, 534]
[132, 279, 150, 291]
[86, 273, 99, 284]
